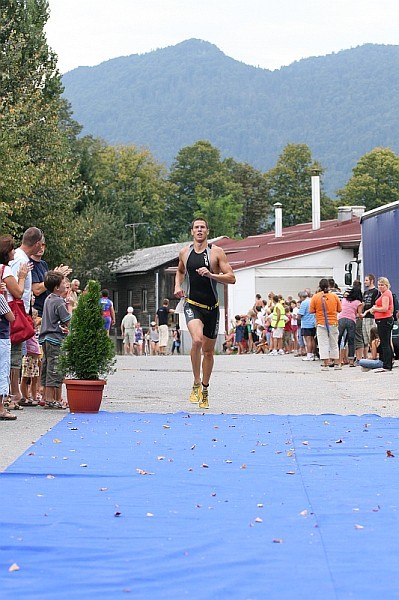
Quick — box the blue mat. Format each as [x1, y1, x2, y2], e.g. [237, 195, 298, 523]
[1, 413, 398, 599]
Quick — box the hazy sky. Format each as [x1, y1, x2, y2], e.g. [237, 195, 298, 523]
[46, 0, 399, 74]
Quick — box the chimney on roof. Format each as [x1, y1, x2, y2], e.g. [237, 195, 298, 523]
[274, 202, 282, 238]
[311, 168, 321, 230]
[337, 206, 366, 222]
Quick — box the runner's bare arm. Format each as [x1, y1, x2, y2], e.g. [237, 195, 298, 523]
[174, 249, 187, 298]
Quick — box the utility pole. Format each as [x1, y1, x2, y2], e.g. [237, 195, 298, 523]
[125, 222, 148, 250]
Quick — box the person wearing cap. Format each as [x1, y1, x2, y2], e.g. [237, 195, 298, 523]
[121, 306, 137, 355]
[174, 217, 235, 409]
[149, 321, 159, 355]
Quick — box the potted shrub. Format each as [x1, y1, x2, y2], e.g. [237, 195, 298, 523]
[59, 279, 116, 413]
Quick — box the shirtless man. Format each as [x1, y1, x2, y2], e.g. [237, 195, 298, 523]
[174, 218, 235, 409]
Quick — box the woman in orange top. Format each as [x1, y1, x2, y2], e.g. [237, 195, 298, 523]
[309, 278, 342, 371]
[367, 277, 394, 372]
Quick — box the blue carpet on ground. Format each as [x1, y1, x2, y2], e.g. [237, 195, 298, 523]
[0, 412, 398, 599]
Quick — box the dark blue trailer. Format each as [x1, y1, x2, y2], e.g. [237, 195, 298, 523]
[361, 201, 399, 295]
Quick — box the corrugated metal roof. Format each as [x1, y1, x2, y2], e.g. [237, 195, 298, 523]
[112, 220, 361, 275]
[216, 218, 361, 269]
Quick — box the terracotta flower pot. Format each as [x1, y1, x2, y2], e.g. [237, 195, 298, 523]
[64, 379, 106, 413]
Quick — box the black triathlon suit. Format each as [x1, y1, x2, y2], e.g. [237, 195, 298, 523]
[184, 246, 219, 340]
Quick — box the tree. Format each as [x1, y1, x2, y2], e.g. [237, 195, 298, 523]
[337, 147, 399, 211]
[225, 159, 271, 236]
[265, 144, 333, 227]
[167, 140, 243, 240]
[0, 0, 81, 265]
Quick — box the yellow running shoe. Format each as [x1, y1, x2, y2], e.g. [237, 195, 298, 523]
[199, 386, 209, 409]
[189, 383, 202, 404]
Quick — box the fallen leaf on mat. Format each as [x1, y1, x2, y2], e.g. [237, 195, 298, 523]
[46, 475, 55, 479]
[257, 503, 263, 508]
[201, 463, 209, 468]
[272, 539, 283, 543]
[372, 506, 380, 512]
[211, 492, 217, 497]
[386, 450, 395, 457]
[324, 421, 330, 425]
[286, 471, 296, 475]
[299, 510, 308, 516]
[146, 512, 154, 517]
[99, 488, 108, 492]
[8, 563, 20, 572]
[302, 441, 309, 445]
[255, 517, 263, 523]
[157, 456, 166, 460]
[335, 439, 343, 444]
[190, 445, 196, 450]
[53, 439, 61, 444]
[136, 468, 154, 475]
[80, 464, 88, 468]
[286, 452, 293, 457]
[240, 464, 247, 469]
[224, 460, 232, 464]
[354, 524, 364, 529]
[162, 425, 171, 429]
[114, 512, 122, 517]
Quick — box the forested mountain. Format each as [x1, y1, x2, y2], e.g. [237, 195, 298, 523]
[62, 39, 399, 197]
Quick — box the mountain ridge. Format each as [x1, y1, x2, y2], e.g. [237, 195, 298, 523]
[62, 39, 399, 196]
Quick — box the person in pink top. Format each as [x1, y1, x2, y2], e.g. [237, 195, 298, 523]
[338, 287, 363, 366]
[364, 277, 394, 372]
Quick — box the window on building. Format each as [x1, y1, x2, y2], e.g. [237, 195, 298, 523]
[112, 290, 119, 314]
[127, 289, 134, 307]
[142, 288, 148, 313]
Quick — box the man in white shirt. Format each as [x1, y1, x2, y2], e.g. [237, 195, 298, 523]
[9, 227, 44, 403]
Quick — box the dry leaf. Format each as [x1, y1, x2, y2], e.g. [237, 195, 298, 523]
[162, 425, 171, 429]
[272, 539, 283, 544]
[255, 517, 263, 523]
[240, 464, 247, 469]
[286, 471, 296, 475]
[299, 510, 308, 516]
[136, 468, 154, 475]
[201, 463, 209, 468]
[324, 420, 330, 425]
[224, 460, 232, 464]
[257, 503, 263, 508]
[335, 439, 343, 444]
[286, 452, 293, 457]
[114, 511, 122, 517]
[302, 441, 309, 446]
[46, 475, 55, 479]
[190, 445, 196, 450]
[8, 563, 20, 572]
[146, 512, 154, 517]
[354, 524, 364, 529]
[99, 487, 108, 492]
[157, 456, 166, 460]
[386, 450, 395, 457]
[211, 492, 217, 497]
[80, 464, 88, 468]
[53, 438, 61, 444]
[28, 452, 35, 456]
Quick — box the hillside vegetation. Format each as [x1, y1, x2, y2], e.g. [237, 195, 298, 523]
[62, 39, 399, 197]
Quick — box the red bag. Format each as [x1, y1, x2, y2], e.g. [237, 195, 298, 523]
[0, 265, 35, 344]
[9, 299, 35, 344]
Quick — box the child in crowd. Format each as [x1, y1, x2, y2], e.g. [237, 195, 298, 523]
[171, 324, 181, 354]
[255, 326, 269, 353]
[20, 300, 42, 406]
[283, 307, 293, 353]
[39, 271, 71, 409]
[135, 321, 143, 355]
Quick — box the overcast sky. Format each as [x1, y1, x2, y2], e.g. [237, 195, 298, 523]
[45, 0, 399, 74]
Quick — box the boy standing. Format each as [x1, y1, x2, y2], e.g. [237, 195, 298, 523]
[39, 271, 71, 409]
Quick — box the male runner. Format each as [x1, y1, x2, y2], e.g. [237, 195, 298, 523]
[174, 218, 235, 409]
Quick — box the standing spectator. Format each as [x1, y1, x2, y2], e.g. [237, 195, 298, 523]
[367, 277, 394, 372]
[121, 307, 137, 355]
[149, 321, 160, 355]
[310, 278, 342, 371]
[100, 289, 116, 335]
[360, 274, 379, 359]
[270, 295, 286, 355]
[171, 324, 181, 355]
[8, 228, 43, 404]
[135, 321, 143, 356]
[338, 287, 363, 367]
[283, 307, 293, 353]
[297, 292, 316, 360]
[0, 293, 16, 420]
[69, 279, 81, 311]
[39, 271, 71, 409]
[234, 315, 247, 354]
[156, 299, 174, 355]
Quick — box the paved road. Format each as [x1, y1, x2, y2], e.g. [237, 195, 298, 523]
[1, 353, 398, 471]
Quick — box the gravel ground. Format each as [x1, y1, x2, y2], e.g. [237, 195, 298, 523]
[1, 353, 398, 471]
